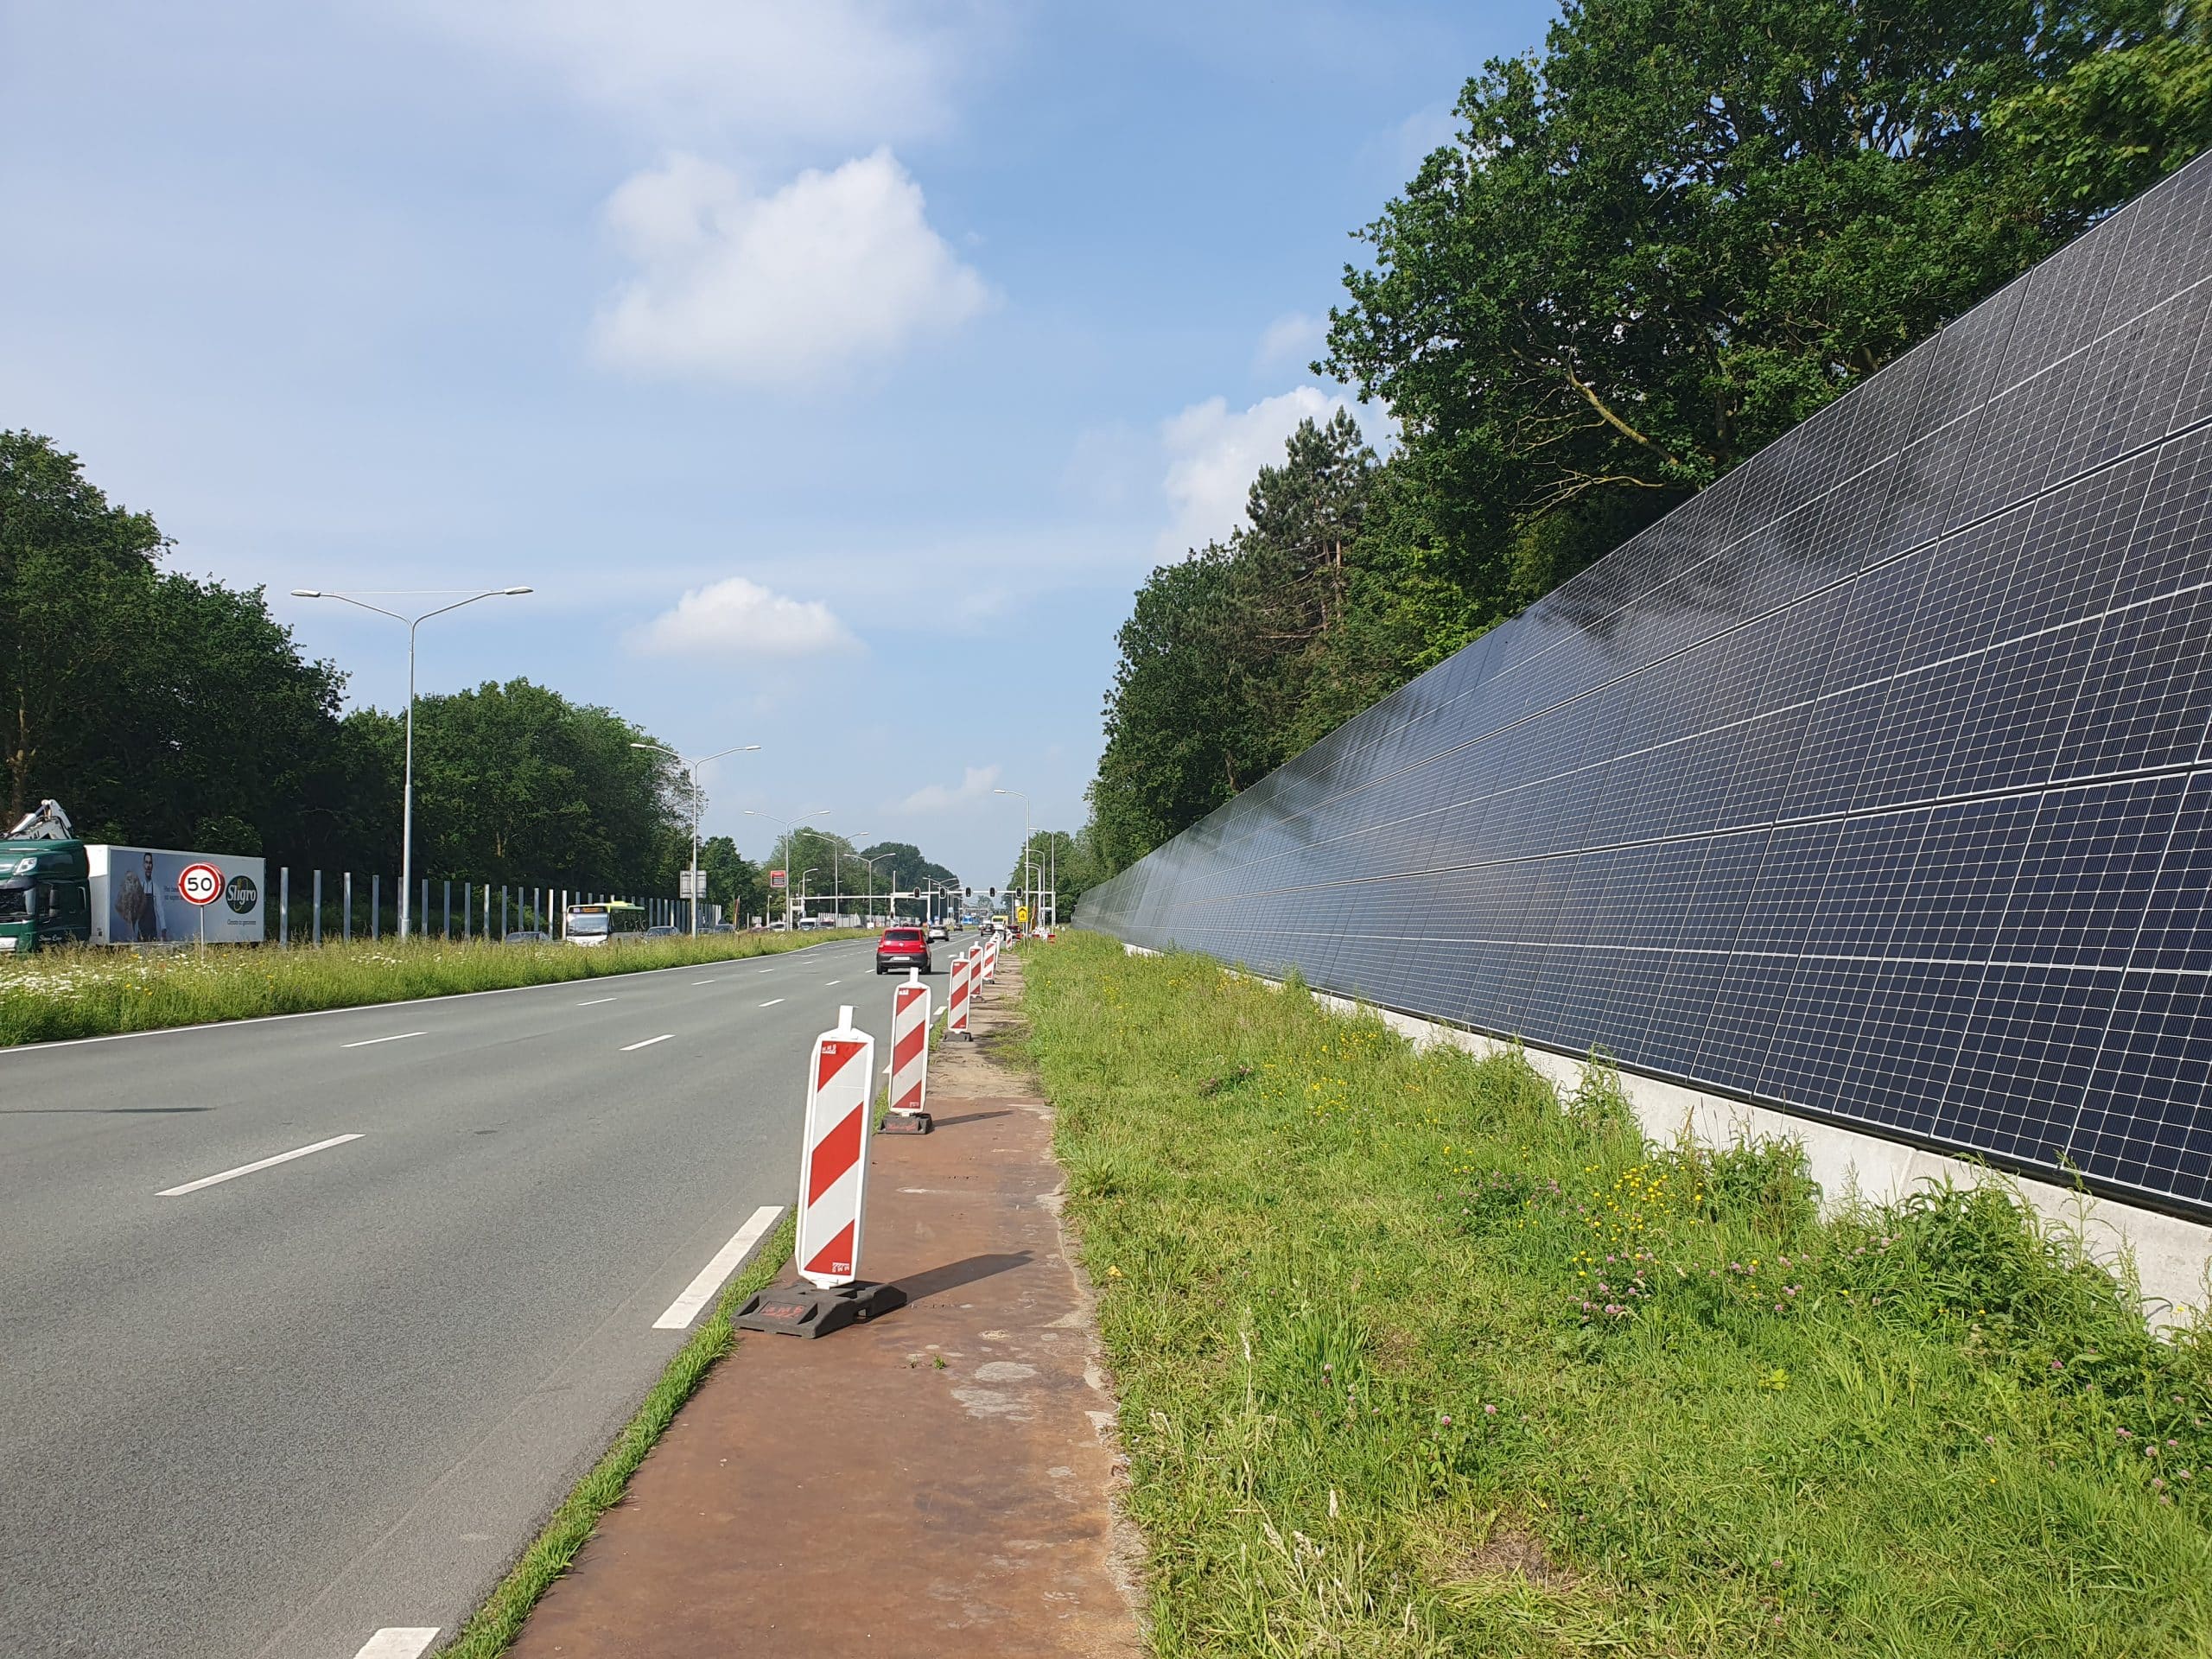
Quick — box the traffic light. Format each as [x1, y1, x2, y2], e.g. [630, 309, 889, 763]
[989, 887, 998, 899]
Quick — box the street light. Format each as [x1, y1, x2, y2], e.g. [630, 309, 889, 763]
[744, 806, 828, 930]
[292, 586, 531, 938]
[630, 741, 761, 935]
[798, 867, 821, 927]
[993, 786, 1032, 934]
[842, 848, 894, 923]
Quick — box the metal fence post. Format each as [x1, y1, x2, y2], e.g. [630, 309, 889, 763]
[344, 872, 353, 943]
[371, 874, 380, 939]
[280, 866, 289, 947]
[461, 880, 471, 941]
[312, 870, 322, 945]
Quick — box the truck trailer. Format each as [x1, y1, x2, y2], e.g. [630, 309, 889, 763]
[0, 800, 266, 953]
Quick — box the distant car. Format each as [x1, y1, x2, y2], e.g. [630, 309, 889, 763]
[504, 929, 550, 944]
[797, 917, 820, 931]
[874, 925, 932, 976]
[704, 921, 736, 933]
[643, 925, 681, 938]
[925, 923, 949, 942]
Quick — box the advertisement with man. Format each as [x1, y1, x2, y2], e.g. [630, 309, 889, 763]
[87, 846, 265, 945]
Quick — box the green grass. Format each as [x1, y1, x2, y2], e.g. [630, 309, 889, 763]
[0, 931, 868, 1048]
[440, 1211, 798, 1658]
[1023, 934, 2212, 1657]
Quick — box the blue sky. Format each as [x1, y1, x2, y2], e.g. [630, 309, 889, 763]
[1, 1, 1557, 883]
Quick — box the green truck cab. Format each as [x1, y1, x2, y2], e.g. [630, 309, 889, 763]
[0, 836, 92, 955]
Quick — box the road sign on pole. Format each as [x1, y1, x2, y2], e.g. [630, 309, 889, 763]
[946, 947, 972, 1039]
[734, 1005, 907, 1339]
[179, 861, 224, 955]
[881, 969, 932, 1134]
[678, 869, 706, 899]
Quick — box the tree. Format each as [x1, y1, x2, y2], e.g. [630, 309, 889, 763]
[1004, 830, 1095, 918]
[1323, 0, 2212, 603]
[0, 430, 349, 855]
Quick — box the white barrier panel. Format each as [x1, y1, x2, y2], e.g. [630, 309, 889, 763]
[795, 1006, 875, 1288]
[887, 970, 931, 1129]
[981, 934, 999, 982]
[946, 950, 972, 1037]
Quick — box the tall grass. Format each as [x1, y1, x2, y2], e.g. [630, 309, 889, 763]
[1025, 934, 2212, 1657]
[0, 931, 866, 1048]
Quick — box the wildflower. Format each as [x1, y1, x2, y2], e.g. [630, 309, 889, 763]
[1484, 1404, 1497, 1416]
[2118, 1428, 2133, 1440]
[1440, 1414, 1452, 1426]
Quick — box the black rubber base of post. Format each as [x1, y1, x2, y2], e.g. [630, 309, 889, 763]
[733, 1280, 908, 1339]
[879, 1111, 933, 1135]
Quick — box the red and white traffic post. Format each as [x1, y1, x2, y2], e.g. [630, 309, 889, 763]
[981, 932, 1000, 983]
[733, 1005, 907, 1338]
[880, 969, 932, 1135]
[945, 947, 973, 1039]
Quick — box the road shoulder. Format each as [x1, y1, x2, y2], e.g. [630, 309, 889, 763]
[507, 946, 1147, 1657]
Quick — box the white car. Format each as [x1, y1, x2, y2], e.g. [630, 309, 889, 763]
[926, 923, 949, 942]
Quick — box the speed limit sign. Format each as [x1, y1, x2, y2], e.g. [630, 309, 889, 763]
[178, 863, 225, 906]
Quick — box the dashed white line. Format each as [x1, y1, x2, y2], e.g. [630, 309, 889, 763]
[652, 1205, 785, 1330]
[576, 996, 616, 1007]
[340, 1031, 426, 1049]
[620, 1033, 675, 1052]
[353, 1631, 439, 1659]
[159, 1134, 365, 1198]
[693, 978, 721, 985]
[759, 998, 785, 1007]
[757, 968, 776, 974]
[824, 979, 840, 986]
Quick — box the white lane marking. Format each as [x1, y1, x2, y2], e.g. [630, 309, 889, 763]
[692, 978, 721, 985]
[824, 980, 840, 986]
[620, 1033, 674, 1052]
[159, 1134, 365, 1197]
[353, 1631, 439, 1659]
[575, 996, 616, 1007]
[0, 940, 853, 1058]
[340, 1031, 425, 1049]
[759, 998, 785, 1007]
[652, 1205, 785, 1330]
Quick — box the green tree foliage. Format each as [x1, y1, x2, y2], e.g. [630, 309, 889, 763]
[696, 835, 767, 925]
[1089, 0, 2212, 877]
[0, 430, 352, 855]
[1004, 829, 1096, 918]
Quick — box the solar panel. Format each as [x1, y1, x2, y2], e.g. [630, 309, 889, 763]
[1079, 153, 2212, 1219]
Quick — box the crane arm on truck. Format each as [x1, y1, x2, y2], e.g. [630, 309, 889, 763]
[6, 799, 76, 841]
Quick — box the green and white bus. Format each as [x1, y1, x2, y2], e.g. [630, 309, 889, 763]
[565, 899, 648, 946]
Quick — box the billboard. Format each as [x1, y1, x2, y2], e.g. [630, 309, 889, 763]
[87, 846, 266, 946]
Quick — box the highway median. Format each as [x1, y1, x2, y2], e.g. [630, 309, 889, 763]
[1024, 932, 2212, 1656]
[0, 931, 868, 1049]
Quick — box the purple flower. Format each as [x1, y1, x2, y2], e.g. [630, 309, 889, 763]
[1440, 1414, 1452, 1425]
[1484, 1404, 1497, 1416]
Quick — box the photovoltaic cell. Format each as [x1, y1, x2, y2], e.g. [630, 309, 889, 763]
[1079, 154, 2212, 1221]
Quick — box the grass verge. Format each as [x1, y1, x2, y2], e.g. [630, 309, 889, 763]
[440, 1211, 798, 1658]
[0, 931, 867, 1048]
[1024, 933, 2212, 1657]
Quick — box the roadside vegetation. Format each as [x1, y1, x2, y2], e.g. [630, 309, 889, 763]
[1026, 934, 2212, 1656]
[0, 931, 867, 1049]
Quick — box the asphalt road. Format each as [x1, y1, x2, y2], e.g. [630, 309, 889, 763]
[0, 935, 924, 1659]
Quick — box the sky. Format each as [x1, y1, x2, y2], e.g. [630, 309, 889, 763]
[0, 0, 1558, 886]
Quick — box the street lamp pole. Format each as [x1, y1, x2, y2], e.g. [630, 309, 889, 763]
[745, 807, 828, 931]
[292, 586, 531, 939]
[993, 786, 1031, 933]
[632, 741, 760, 935]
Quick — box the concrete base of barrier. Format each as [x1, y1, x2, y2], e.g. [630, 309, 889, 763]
[1120, 942, 2212, 1328]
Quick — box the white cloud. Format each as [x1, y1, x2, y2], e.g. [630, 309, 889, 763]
[412, 1, 988, 147]
[1157, 386, 1344, 556]
[891, 764, 1002, 814]
[591, 149, 995, 385]
[1253, 311, 1325, 374]
[632, 575, 859, 658]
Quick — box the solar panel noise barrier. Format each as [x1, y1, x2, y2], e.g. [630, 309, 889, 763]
[1080, 151, 2212, 1223]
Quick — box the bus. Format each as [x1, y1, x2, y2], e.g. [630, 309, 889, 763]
[565, 900, 649, 946]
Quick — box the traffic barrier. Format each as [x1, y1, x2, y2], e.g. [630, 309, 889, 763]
[732, 1005, 906, 1339]
[981, 934, 999, 982]
[946, 948, 972, 1039]
[880, 969, 932, 1135]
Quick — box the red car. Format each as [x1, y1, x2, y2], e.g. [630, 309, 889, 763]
[874, 925, 933, 975]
